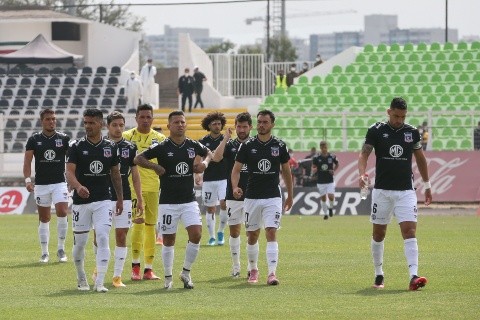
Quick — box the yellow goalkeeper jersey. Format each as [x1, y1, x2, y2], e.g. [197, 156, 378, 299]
[123, 128, 166, 193]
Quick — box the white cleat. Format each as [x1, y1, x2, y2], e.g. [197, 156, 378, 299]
[164, 277, 173, 290]
[231, 266, 241, 278]
[57, 249, 67, 263]
[77, 278, 90, 291]
[179, 273, 194, 289]
[93, 284, 108, 293]
[39, 254, 49, 263]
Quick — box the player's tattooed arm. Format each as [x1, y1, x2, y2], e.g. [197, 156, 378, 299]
[358, 143, 373, 188]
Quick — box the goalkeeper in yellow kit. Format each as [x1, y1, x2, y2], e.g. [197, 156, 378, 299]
[123, 104, 166, 280]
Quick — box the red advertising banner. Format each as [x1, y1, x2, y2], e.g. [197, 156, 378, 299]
[0, 187, 31, 214]
[295, 151, 480, 202]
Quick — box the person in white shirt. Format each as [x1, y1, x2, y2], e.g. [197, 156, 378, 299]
[140, 59, 157, 105]
[125, 72, 143, 109]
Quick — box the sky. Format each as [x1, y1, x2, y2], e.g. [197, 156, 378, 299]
[116, 0, 480, 45]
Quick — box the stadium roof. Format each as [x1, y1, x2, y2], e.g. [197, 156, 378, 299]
[0, 8, 91, 24]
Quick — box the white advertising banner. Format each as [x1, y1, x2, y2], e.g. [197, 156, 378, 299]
[0, 187, 31, 215]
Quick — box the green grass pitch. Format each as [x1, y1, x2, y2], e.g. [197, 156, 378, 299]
[0, 214, 479, 319]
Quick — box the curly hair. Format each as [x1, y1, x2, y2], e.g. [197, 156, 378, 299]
[201, 111, 226, 131]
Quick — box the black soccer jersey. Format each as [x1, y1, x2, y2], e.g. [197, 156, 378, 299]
[235, 135, 290, 199]
[223, 138, 249, 201]
[25, 131, 70, 185]
[364, 121, 422, 191]
[142, 138, 209, 204]
[67, 137, 120, 204]
[199, 134, 227, 181]
[109, 138, 137, 201]
[312, 153, 338, 184]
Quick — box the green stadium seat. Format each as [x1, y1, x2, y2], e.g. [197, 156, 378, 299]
[377, 75, 387, 83]
[291, 140, 304, 151]
[448, 51, 460, 61]
[393, 85, 406, 95]
[371, 64, 382, 74]
[411, 95, 423, 104]
[417, 43, 427, 51]
[421, 85, 432, 94]
[313, 86, 324, 95]
[462, 52, 473, 60]
[435, 52, 447, 61]
[439, 127, 454, 137]
[326, 86, 337, 95]
[430, 42, 441, 51]
[457, 42, 468, 51]
[438, 63, 450, 73]
[303, 95, 314, 105]
[286, 118, 301, 128]
[350, 74, 361, 84]
[390, 74, 402, 83]
[274, 87, 285, 95]
[403, 43, 414, 52]
[297, 76, 308, 85]
[410, 63, 422, 73]
[363, 44, 374, 53]
[463, 85, 474, 94]
[316, 95, 327, 104]
[345, 65, 356, 73]
[355, 54, 366, 63]
[370, 96, 382, 104]
[353, 86, 365, 95]
[466, 63, 477, 72]
[473, 73, 480, 82]
[450, 85, 460, 94]
[443, 42, 454, 51]
[358, 65, 369, 73]
[384, 64, 395, 73]
[435, 85, 446, 94]
[452, 63, 463, 72]
[368, 55, 379, 63]
[440, 94, 451, 104]
[312, 117, 324, 128]
[337, 75, 348, 84]
[347, 140, 360, 151]
[329, 96, 341, 105]
[398, 64, 409, 73]
[431, 140, 443, 150]
[311, 75, 322, 84]
[458, 73, 470, 82]
[455, 127, 468, 137]
[332, 65, 342, 74]
[264, 96, 275, 105]
[366, 85, 378, 95]
[324, 75, 335, 84]
[407, 117, 422, 127]
[444, 74, 456, 82]
[287, 86, 298, 95]
[471, 41, 480, 50]
[467, 94, 479, 104]
[460, 139, 472, 150]
[333, 140, 344, 151]
[382, 54, 393, 63]
[289, 95, 301, 105]
[424, 63, 436, 72]
[417, 74, 428, 83]
[394, 53, 406, 63]
[390, 43, 401, 52]
[376, 44, 388, 52]
[343, 96, 354, 106]
[434, 117, 448, 127]
[277, 95, 288, 104]
[299, 86, 311, 95]
[445, 140, 458, 150]
[380, 85, 391, 94]
[326, 118, 341, 128]
[408, 53, 420, 62]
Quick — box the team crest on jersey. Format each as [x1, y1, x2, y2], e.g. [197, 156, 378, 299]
[271, 146, 279, 157]
[187, 148, 195, 158]
[37, 142, 42, 145]
[404, 132, 413, 143]
[121, 148, 129, 158]
[328, 158, 332, 163]
[82, 151, 88, 155]
[104, 148, 112, 158]
[55, 139, 63, 147]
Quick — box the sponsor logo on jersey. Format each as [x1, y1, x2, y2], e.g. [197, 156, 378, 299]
[55, 139, 63, 147]
[187, 148, 195, 158]
[404, 132, 413, 143]
[383, 133, 389, 138]
[90, 160, 104, 174]
[44, 149, 56, 161]
[121, 148, 129, 158]
[176, 162, 189, 175]
[241, 164, 248, 171]
[167, 152, 174, 157]
[82, 151, 88, 155]
[104, 148, 112, 158]
[258, 159, 271, 172]
[389, 145, 403, 158]
[251, 149, 257, 154]
[271, 146, 279, 157]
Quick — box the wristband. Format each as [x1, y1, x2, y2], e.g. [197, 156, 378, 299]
[25, 177, 32, 183]
[424, 181, 431, 189]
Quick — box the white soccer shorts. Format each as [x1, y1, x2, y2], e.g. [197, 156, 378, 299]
[34, 182, 69, 207]
[226, 200, 245, 226]
[370, 189, 418, 225]
[202, 180, 227, 206]
[316, 182, 335, 196]
[158, 202, 202, 235]
[111, 200, 132, 229]
[72, 200, 112, 232]
[243, 197, 282, 231]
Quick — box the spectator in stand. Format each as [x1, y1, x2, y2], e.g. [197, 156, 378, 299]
[418, 121, 429, 151]
[193, 66, 207, 109]
[298, 62, 310, 75]
[474, 121, 480, 150]
[140, 59, 157, 105]
[275, 69, 287, 91]
[177, 68, 195, 112]
[304, 147, 317, 159]
[286, 64, 298, 87]
[125, 72, 143, 110]
[313, 54, 324, 67]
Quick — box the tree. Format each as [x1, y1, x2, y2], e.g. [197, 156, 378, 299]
[205, 40, 235, 54]
[0, 0, 144, 32]
[238, 44, 263, 54]
[269, 35, 297, 62]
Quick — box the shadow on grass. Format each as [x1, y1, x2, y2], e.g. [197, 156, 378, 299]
[1, 261, 63, 269]
[45, 287, 192, 297]
[354, 287, 407, 296]
[201, 276, 271, 290]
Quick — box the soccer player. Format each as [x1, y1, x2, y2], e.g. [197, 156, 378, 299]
[23, 108, 70, 263]
[311, 141, 339, 220]
[135, 111, 213, 290]
[93, 111, 143, 288]
[197, 111, 228, 246]
[212, 112, 254, 277]
[231, 110, 293, 285]
[66, 109, 123, 292]
[358, 97, 432, 291]
[123, 104, 166, 280]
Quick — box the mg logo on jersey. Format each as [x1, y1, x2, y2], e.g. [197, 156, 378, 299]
[176, 162, 189, 175]
[187, 148, 195, 158]
[258, 159, 271, 172]
[321, 164, 328, 171]
[90, 161, 104, 174]
[389, 145, 403, 158]
[44, 149, 56, 161]
[104, 148, 112, 158]
[55, 139, 63, 147]
[271, 146, 279, 157]
[404, 132, 413, 143]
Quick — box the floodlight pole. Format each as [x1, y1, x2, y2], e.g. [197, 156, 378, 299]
[445, 0, 448, 42]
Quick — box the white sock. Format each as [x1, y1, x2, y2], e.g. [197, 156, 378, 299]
[162, 245, 174, 277]
[229, 236, 241, 268]
[218, 209, 228, 232]
[72, 232, 89, 280]
[95, 225, 111, 286]
[38, 222, 50, 255]
[404, 238, 419, 278]
[183, 242, 200, 271]
[266, 241, 279, 275]
[93, 243, 97, 256]
[57, 216, 68, 250]
[114, 246, 127, 277]
[328, 199, 334, 209]
[371, 239, 384, 276]
[247, 242, 259, 271]
[321, 201, 328, 216]
[206, 213, 215, 239]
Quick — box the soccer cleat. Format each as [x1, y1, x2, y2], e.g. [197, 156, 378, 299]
[329, 208, 333, 217]
[208, 238, 216, 246]
[179, 273, 194, 289]
[231, 266, 241, 278]
[217, 232, 225, 245]
[131, 264, 141, 281]
[323, 215, 328, 220]
[92, 267, 97, 283]
[39, 254, 49, 263]
[112, 276, 126, 288]
[372, 275, 384, 289]
[248, 269, 259, 284]
[409, 275, 427, 291]
[267, 273, 279, 285]
[57, 249, 67, 263]
[164, 276, 173, 290]
[143, 268, 160, 280]
[93, 284, 108, 293]
[77, 278, 90, 291]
